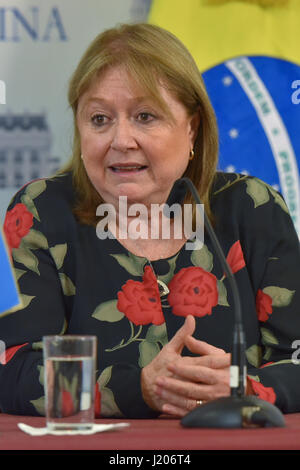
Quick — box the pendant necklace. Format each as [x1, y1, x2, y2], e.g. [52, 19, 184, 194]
[147, 259, 170, 297]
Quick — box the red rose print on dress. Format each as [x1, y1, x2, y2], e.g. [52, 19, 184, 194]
[260, 362, 274, 368]
[167, 266, 218, 317]
[117, 266, 164, 326]
[60, 389, 75, 417]
[94, 382, 101, 417]
[247, 377, 276, 404]
[0, 343, 28, 365]
[256, 289, 273, 322]
[3, 203, 33, 252]
[226, 240, 246, 274]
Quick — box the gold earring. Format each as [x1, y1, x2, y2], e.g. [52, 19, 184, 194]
[189, 149, 195, 160]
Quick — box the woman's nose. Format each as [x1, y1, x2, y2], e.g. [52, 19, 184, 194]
[110, 118, 138, 152]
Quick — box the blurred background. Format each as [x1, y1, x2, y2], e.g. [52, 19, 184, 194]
[0, 0, 299, 236]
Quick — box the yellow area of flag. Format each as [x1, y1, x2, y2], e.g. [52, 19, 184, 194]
[148, 0, 300, 72]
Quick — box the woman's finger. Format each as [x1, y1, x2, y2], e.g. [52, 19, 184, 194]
[166, 363, 227, 384]
[140, 316, 196, 412]
[167, 315, 196, 354]
[168, 352, 231, 375]
[155, 371, 230, 401]
[156, 375, 207, 399]
[156, 383, 203, 413]
[161, 402, 191, 418]
[185, 335, 227, 356]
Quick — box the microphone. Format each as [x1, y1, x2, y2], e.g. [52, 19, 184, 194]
[165, 177, 285, 428]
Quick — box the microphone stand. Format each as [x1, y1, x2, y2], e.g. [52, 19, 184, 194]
[168, 178, 285, 428]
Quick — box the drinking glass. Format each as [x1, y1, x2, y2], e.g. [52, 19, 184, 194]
[43, 335, 97, 431]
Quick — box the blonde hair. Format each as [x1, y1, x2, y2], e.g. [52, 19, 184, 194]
[61, 23, 219, 225]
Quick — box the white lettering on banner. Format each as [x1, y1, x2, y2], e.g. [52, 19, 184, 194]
[226, 57, 300, 236]
[0, 80, 5, 104]
[0, 6, 67, 42]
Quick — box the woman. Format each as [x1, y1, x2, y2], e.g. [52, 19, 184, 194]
[1, 23, 300, 418]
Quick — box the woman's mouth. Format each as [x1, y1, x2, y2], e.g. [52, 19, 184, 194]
[109, 164, 148, 173]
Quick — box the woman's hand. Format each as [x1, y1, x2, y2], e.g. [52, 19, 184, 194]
[141, 315, 196, 413]
[154, 334, 231, 417]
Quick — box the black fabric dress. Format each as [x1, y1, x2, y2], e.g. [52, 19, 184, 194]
[1, 171, 300, 418]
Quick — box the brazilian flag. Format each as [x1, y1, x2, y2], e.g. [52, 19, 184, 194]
[148, 0, 300, 235]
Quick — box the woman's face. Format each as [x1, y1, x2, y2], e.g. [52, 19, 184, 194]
[76, 65, 199, 211]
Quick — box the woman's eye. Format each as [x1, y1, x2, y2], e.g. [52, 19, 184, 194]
[91, 114, 107, 126]
[137, 112, 155, 123]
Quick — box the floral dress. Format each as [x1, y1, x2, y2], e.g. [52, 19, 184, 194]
[1, 171, 300, 418]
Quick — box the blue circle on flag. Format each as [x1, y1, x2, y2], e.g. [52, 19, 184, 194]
[203, 56, 300, 194]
